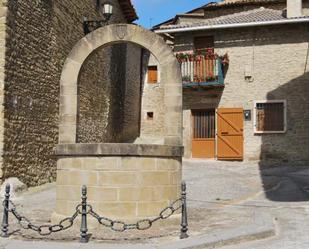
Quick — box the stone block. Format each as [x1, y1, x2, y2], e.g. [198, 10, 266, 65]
[98, 171, 137, 186]
[120, 157, 156, 171]
[82, 157, 119, 171]
[139, 171, 170, 186]
[169, 171, 182, 185]
[98, 202, 137, 218]
[59, 95, 77, 116]
[60, 85, 77, 96]
[69, 170, 98, 186]
[59, 114, 77, 125]
[87, 187, 118, 201]
[118, 187, 163, 202]
[59, 58, 81, 87]
[137, 201, 169, 217]
[56, 170, 70, 185]
[56, 185, 81, 201]
[156, 158, 181, 171]
[67, 37, 93, 65]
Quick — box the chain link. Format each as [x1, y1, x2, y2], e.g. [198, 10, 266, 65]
[89, 198, 183, 232]
[76, 204, 92, 214]
[2, 200, 17, 213]
[8, 200, 79, 236]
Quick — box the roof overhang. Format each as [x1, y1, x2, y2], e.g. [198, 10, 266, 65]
[155, 18, 309, 34]
[119, 0, 138, 23]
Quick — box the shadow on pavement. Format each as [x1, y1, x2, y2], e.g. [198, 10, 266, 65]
[259, 72, 309, 202]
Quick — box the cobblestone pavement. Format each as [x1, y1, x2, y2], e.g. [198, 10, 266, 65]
[1, 159, 309, 248]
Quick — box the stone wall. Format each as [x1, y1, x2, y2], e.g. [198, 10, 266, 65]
[1, 0, 130, 186]
[139, 52, 165, 143]
[77, 46, 112, 143]
[175, 24, 309, 165]
[0, 0, 7, 180]
[77, 42, 142, 144]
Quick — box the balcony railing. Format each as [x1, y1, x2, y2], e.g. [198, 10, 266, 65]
[176, 51, 228, 88]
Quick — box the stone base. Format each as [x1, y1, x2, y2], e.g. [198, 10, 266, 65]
[55, 143, 183, 224]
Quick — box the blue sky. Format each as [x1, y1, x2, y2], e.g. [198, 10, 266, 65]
[131, 0, 218, 28]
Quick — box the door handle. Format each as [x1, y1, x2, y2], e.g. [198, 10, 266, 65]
[221, 132, 229, 135]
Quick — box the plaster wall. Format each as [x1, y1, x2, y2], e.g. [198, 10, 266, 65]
[174, 24, 309, 165]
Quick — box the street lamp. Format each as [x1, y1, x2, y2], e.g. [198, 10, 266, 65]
[83, 1, 114, 35]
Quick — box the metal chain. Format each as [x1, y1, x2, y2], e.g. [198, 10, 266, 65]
[89, 198, 183, 232]
[3, 195, 183, 235]
[7, 200, 79, 236]
[2, 200, 16, 213]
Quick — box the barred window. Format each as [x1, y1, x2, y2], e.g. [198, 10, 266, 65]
[254, 100, 287, 133]
[192, 110, 216, 139]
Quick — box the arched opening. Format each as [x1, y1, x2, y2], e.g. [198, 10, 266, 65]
[76, 42, 162, 143]
[59, 24, 182, 146]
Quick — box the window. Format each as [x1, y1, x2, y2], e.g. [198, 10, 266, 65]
[194, 36, 214, 52]
[192, 110, 215, 139]
[147, 66, 158, 84]
[147, 112, 154, 120]
[254, 100, 287, 134]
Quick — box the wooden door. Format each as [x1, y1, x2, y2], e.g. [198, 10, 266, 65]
[217, 108, 244, 160]
[192, 110, 216, 158]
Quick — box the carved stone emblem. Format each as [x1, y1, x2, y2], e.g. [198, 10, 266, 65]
[116, 25, 127, 40]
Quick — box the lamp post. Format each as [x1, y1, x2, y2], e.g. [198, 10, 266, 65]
[83, 1, 113, 35]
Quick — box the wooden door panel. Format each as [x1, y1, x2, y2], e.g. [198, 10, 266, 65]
[192, 139, 215, 158]
[192, 110, 215, 159]
[217, 108, 244, 160]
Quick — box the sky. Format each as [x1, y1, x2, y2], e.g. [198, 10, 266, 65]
[131, 0, 218, 29]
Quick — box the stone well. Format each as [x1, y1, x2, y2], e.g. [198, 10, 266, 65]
[53, 144, 182, 221]
[53, 24, 183, 224]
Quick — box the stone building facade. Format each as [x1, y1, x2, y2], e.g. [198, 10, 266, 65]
[154, 0, 309, 166]
[0, 0, 139, 186]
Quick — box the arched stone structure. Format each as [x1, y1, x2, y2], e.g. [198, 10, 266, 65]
[54, 24, 183, 223]
[59, 24, 182, 146]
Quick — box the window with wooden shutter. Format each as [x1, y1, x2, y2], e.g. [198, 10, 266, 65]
[194, 36, 214, 52]
[254, 100, 287, 133]
[147, 66, 158, 84]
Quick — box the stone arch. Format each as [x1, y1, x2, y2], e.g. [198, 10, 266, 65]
[59, 24, 182, 146]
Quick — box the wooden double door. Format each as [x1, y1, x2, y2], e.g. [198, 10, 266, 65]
[192, 108, 244, 160]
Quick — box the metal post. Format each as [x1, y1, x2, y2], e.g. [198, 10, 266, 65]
[1, 184, 10, 238]
[180, 181, 189, 239]
[80, 185, 89, 243]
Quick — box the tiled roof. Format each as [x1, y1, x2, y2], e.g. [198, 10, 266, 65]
[152, 0, 287, 29]
[205, 0, 285, 8]
[158, 7, 308, 31]
[118, 0, 138, 23]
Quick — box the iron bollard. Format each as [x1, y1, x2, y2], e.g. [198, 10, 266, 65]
[180, 181, 189, 239]
[1, 184, 10, 238]
[80, 185, 89, 243]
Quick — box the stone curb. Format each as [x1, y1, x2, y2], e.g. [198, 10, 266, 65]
[0, 211, 275, 249]
[158, 211, 276, 249]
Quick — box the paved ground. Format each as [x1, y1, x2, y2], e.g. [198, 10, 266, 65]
[184, 160, 309, 249]
[0, 160, 309, 248]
